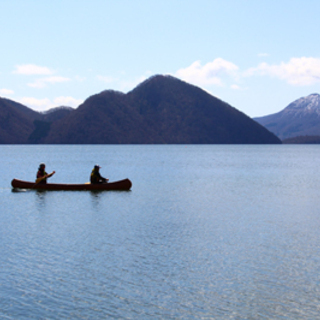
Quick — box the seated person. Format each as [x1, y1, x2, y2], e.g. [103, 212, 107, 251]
[36, 163, 55, 184]
[90, 165, 109, 184]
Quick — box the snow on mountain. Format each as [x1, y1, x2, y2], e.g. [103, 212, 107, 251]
[283, 93, 320, 116]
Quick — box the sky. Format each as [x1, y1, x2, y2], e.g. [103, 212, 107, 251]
[1, 0, 320, 117]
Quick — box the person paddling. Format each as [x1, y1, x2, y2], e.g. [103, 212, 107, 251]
[36, 163, 55, 184]
[90, 165, 108, 184]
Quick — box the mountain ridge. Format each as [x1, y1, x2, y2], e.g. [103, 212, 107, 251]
[0, 75, 281, 144]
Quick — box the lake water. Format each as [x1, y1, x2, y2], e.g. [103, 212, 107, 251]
[1, 145, 320, 319]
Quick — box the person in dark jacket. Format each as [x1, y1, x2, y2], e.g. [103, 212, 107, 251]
[90, 165, 108, 184]
[36, 163, 55, 184]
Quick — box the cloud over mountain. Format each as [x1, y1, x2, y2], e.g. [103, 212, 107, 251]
[246, 57, 320, 86]
[18, 96, 82, 111]
[175, 58, 239, 87]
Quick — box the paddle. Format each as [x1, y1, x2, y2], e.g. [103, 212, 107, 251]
[34, 171, 56, 187]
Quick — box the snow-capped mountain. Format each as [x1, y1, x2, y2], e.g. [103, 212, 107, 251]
[254, 94, 320, 140]
[283, 93, 320, 116]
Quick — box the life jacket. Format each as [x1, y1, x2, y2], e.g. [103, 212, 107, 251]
[90, 169, 100, 184]
[36, 169, 48, 184]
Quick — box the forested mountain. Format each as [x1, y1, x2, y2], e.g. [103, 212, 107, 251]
[282, 135, 320, 144]
[0, 98, 40, 143]
[0, 75, 281, 144]
[0, 98, 74, 143]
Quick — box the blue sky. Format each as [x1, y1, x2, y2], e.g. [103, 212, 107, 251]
[1, 0, 320, 117]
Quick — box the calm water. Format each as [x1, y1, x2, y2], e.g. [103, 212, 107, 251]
[1, 145, 320, 319]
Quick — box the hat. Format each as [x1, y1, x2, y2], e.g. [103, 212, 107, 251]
[39, 163, 45, 168]
[94, 165, 101, 169]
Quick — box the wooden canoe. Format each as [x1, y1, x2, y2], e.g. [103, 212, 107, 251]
[11, 178, 132, 191]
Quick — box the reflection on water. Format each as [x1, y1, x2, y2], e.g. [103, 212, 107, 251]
[11, 188, 28, 193]
[89, 190, 103, 210]
[1, 145, 320, 319]
[35, 190, 48, 208]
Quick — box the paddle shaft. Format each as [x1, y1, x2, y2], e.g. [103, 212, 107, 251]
[34, 171, 55, 186]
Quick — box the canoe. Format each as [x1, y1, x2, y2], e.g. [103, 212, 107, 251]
[11, 178, 132, 191]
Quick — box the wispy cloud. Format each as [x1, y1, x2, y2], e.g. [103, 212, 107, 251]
[13, 64, 72, 89]
[13, 64, 54, 75]
[175, 56, 320, 91]
[19, 97, 52, 110]
[0, 88, 14, 95]
[28, 76, 71, 88]
[246, 57, 320, 86]
[175, 58, 239, 87]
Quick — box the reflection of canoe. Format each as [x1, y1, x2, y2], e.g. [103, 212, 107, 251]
[11, 178, 132, 191]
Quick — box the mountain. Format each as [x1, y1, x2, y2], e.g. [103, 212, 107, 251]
[0, 75, 281, 144]
[0, 97, 74, 143]
[254, 93, 320, 140]
[27, 107, 74, 144]
[282, 135, 320, 144]
[42, 106, 74, 122]
[45, 90, 144, 144]
[0, 97, 40, 143]
[44, 75, 281, 144]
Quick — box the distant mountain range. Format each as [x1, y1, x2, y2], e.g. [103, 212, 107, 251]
[254, 93, 320, 141]
[0, 75, 281, 144]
